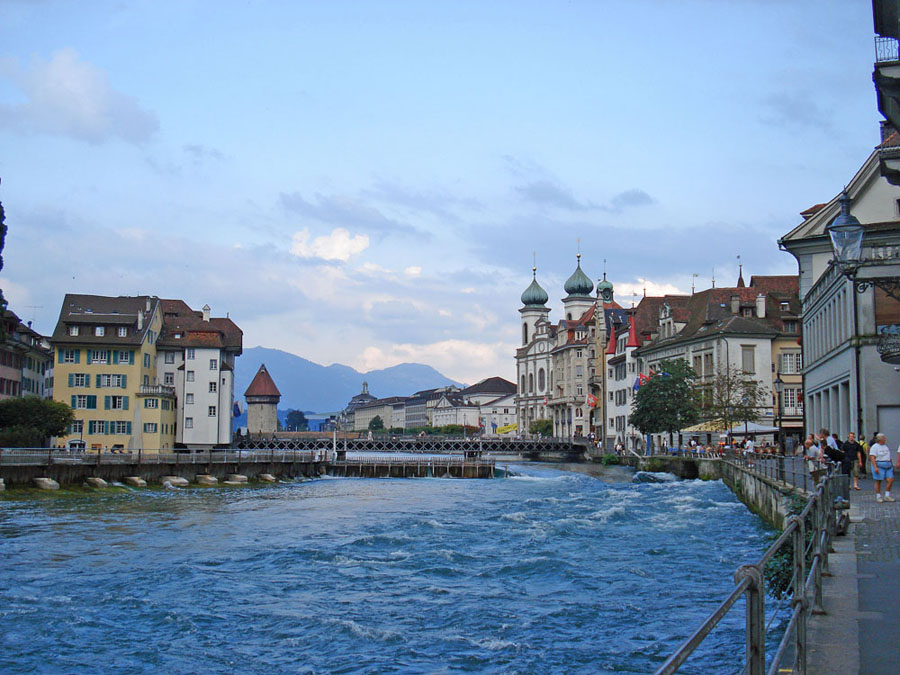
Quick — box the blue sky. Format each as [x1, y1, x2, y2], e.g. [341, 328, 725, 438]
[0, 0, 883, 384]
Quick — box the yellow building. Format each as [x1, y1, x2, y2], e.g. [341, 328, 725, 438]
[51, 295, 176, 453]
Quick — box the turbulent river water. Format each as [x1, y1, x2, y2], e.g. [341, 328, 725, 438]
[0, 464, 774, 673]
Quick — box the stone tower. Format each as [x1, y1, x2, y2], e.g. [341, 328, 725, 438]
[244, 364, 281, 435]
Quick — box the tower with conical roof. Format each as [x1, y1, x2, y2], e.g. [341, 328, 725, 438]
[244, 364, 281, 435]
[562, 252, 594, 321]
[519, 265, 550, 345]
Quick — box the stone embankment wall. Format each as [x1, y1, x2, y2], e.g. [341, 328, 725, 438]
[625, 455, 801, 530]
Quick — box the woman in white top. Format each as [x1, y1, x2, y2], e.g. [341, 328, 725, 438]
[870, 433, 894, 503]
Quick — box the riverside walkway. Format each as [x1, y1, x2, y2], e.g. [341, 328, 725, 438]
[806, 473, 900, 674]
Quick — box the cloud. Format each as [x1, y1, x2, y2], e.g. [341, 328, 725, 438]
[183, 143, 225, 163]
[404, 266, 422, 277]
[280, 191, 423, 237]
[606, 188, 655, 212]
[0, 48, 157, 143]
[759, 90, 832, 132]
[516, 180, 590, 210]
[290, 227, 369, 262]
[364, 179, 482, 222]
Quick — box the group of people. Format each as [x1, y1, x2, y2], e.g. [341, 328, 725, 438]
[802, 428, 896, 503]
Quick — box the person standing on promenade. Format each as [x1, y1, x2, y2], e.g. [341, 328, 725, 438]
[870, 433, 894, 503]
[842, 432, 864, 490]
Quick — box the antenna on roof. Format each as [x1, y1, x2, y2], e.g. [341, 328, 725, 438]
[691, 274, 698, 295]
[711, 267, 716, 289]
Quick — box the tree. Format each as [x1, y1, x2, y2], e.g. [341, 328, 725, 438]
[285, 409, 309, 431]
[629, 359, 700, 443]
[0, 177, 7, 313]
[701, 365, 769, 436]
[0, 397, 74, 447]
[529, 419, 553, 437]
[368, 415, 384, 431]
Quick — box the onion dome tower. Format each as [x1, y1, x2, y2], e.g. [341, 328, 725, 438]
[244, 364, 281, 435]
[597, 272, 614, 304]
[562, 253, 594, 321]
[519, 265, 550, 345]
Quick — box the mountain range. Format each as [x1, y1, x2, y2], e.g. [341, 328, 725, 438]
[233, 346, 465, 413]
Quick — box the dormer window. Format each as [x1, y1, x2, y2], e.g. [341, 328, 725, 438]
[95, 326, 105, 336]
[780, 302, 790, 311]
[69, 325, 79, 336]
[118, 327, 127, 337]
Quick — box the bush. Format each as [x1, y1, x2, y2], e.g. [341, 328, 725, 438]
[600, 454, 620, 466]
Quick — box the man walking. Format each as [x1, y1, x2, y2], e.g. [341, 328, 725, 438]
[842, 432, 864, 490]
[870, 433, 894, 503]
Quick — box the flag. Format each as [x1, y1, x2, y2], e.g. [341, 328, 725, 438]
[585, 393, 597, 408]
[633, 373, 650, 391]
[233, 400, 243, 417]
[542, 396, 548, 405]
[491, 421, 498, 431]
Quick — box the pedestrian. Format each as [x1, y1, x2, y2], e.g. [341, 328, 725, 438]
[841, 432, 864, 490]
[803, 438, 821, 475]
[819, 428, 843, 464]
[870, 433, 894, 503]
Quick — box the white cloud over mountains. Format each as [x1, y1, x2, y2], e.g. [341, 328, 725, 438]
[0, 48, 157, 144]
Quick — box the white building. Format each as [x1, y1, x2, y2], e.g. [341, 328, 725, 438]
[156, 300, 242, 449]
[480, 393, 517, 436]
[779, 141, 900, 443]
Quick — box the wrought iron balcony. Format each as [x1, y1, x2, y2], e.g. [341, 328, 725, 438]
[876, 36, 900, 63]
[877, 332, 900, 364]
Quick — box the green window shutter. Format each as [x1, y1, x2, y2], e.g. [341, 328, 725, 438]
[68, 374, 74, 387]
[121, 374, 127, 389]
[86, 350, 92, 364]
[104, 396, 110, 410]
[58, 350, 64, 364]
[129, 351, 135, 365]
[126, 422, 132, 435]
[96, 374, 101, 388]
[71, 395, 76, 408]
[74, 350, 80, 364]
[112, 351, 119, 365]
[84, 375, 90, 389]
[123, 396, 129, 411]
[103, 421, 109, 435]
[87, 395, 97, 410]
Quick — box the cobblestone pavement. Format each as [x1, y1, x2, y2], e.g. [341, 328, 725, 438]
[854, 476, 900, 561]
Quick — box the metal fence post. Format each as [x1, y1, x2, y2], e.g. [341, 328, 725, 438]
[735, 564, 765, 675]
[790, 515, 809, 673]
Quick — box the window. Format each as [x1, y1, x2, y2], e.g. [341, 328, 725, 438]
[69, 325, 79, 336]
[780, 352, 802, 375]
[113, 421, 129, 434]
[161, 399, 170, 411]
[165, 352, 175, 364]
[576, 385, 583, 396]
[144, 423, 158, 433]
[209, 381, 217, 393]
[538, 368, 545, 392]
[740, 345, 755, 374]
[117, 327, 128, 337]
[71, 373, 88, 387]
[208, 406, 217, 417]
[209, 359, 218, 370]
[186, 370, 195, 382]
[185, 417, 193, 429]
[99, 374, 125, 388]
[164, 372, 174, 385]
[71, 420, 84, 434]
[186, 393, 194, 404]
[107, 396, 127, 410]
[144, 398, 159, 409]
[186, 348, 195, 360]
[528, 373, 534, 393]
[91, 350, 109, 364]
[784, 320, 798, 333]
[143, 353, 150, 368]
[72, 395, 97, 409]
[88, 420, 106, 435]
[575, 365, 583, 378]
[780, 302, 790, 311]
[118, 350, 131, 364]
[576, 350, 582, 358]
[95, 326, 105, 336]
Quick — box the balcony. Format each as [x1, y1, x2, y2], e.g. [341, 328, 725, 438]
[877, 332, 900, 364]
[139, 384, 176, 397]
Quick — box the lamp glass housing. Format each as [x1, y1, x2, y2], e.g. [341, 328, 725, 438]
[826, 221, 864, 265]
[774, 374, 784, 394]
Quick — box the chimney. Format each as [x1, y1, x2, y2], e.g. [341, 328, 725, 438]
[145, 298, 151, 312]
[731, 295, 740, 315]
[202, 304, 211, 322]
[756, 294, 766, 318]
[137, 312, 143, 331]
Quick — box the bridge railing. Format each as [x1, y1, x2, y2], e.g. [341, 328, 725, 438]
[333, 453, 495, 466]
[0, 448, 330, 466]
[656, 458, 848, 674]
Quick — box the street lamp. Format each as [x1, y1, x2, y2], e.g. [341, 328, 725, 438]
[774, 373, 784, 453]
[826, 189, 900, 301]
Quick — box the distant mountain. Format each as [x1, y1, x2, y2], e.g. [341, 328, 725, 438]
[234, 346, 465, 413]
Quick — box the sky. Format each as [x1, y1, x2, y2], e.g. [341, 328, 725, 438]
[0, 0, 884, 385]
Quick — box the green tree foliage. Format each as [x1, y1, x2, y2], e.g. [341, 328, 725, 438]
[0, 397, 75, 447]
[285, 409, 309, 431]
[368, 415, 384, 431]
[0, 179, 7, 314]
[629, 359, 699, 436]
[701, 365, 769, 434]
[529, 419, 553, 436]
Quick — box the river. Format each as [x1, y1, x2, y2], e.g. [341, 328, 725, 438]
[0, 464, 773, 673]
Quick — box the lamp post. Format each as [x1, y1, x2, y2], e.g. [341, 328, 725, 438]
[774, 373, 784, 453]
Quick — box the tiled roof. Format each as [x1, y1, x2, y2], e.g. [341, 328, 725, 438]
[879, 130, 900, 148]
[800, 203, 827, 219]
[51, 294, 156, 346]
[157, 299, 242, 352]
[461, 376, 516, 397]
[244, 364, 281, 398]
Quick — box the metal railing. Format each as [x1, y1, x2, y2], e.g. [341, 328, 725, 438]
[0, 448, 330, 466]
[657, 457, 848, 674]
[876, 36, 900, 63]
[334, 453, 495, 467]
